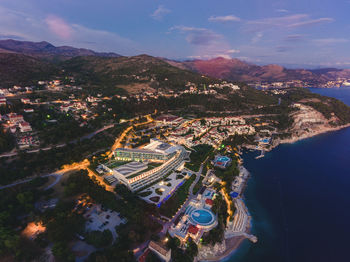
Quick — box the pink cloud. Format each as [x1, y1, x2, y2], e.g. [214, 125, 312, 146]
[45, 15, 73, 40]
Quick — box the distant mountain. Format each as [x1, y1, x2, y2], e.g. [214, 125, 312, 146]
[0, 39, 121, 60]
[2, 39, 350, 89]
[167, 57, 350, 85]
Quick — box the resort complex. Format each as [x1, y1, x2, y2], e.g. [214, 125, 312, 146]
[169, 188, 218, 244]
[99, 139, 189, 191]
[213, 155, 232, 169]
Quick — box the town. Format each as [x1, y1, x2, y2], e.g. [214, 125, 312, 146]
[0, 75, 277, 262]
[1, 61, 349, 262]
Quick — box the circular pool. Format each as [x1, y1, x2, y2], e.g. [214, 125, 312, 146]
[190, 208, 215, 227]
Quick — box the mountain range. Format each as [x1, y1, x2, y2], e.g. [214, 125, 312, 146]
[166, 57, 350, 85]
[1, 39, 350, 88]
[0, 39, 120, 60]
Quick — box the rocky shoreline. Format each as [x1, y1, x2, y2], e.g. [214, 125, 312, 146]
[196, 236, 246, 262]
[196, 167, 254, 262]
[276, 123, 350, 148]
[196, 123, 350, 262]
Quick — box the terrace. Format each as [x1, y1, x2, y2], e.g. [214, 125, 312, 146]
[139, 170, 190, 205]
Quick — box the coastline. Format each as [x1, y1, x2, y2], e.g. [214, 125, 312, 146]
[197, 167, 254, 262]
[273, 123, 350, 150]
[197, 123, 350, 262]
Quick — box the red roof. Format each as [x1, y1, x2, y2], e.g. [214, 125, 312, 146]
[20, 122, 30, 126]
[138, 248, 150, 262]
[205, 199, 213, 206]
[188, 225, 199, 235]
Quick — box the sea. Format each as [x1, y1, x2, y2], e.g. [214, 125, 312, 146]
[226, 87, 350, 262]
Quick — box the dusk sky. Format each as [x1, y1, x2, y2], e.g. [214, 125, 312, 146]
[1, 0, 350, 68]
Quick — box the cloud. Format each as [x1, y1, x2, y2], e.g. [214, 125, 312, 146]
[276, 46, 291, 52]
[69, 24, 138, 53]
[284, 34, 305, 42]
[252, 32, 263, 43]
[188, 52, 235, 60]
[170, 26, 238, 59]
[0, 6, 139, 55]
[170, 26, 222, 46]
[276, 9, 288, 13]
[312, 38, 349, 45]
[289, 17, 334, 28]
[245, 14, 334, 32]
[151, 5, 171, 21]
[208, 15, 241, 23]
[226, 49, 240, 54]
[45, 15, 73, 40]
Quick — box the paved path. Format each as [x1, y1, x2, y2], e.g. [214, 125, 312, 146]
[159, 162, 206, 237]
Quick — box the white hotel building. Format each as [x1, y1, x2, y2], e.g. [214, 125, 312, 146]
[102, 139, 189, 191]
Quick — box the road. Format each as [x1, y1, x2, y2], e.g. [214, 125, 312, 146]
[0, 159, 90, 190]
[107, 113, 154, 159]
[108, 125, 133, 158]
[0, 124, 115, 159]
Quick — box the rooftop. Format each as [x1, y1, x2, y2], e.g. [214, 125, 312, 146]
[149, 241, 170, 257]
[114, 161, 148, 177]
[188, 225, 199, 235]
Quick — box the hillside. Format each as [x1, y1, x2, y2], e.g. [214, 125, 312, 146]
[168, 57, 350, 84]
[0, 39, 120, 60]
[2, 39, 350, 88]
[0, 53, 60, 86]
[61, 55, 219, 94]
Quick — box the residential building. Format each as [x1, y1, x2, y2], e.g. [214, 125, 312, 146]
[148, 241, 171, 262]
[19, 121, 32, 133]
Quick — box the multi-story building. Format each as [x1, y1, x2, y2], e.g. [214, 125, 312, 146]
[113, 138, 178, 162]
[106, 139, 189, 191]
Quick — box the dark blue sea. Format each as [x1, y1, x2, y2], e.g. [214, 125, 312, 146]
[226, 87, 350, 262]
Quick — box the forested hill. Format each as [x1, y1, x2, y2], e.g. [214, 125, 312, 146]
[60, 55, 220, 94]
[0, 53, 220, 93]
[0, 53, 60, 86]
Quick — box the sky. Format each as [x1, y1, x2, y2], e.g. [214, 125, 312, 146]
[0, 0, 350, 68]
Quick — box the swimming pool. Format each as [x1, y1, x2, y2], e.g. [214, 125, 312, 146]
[217, 156, 230, 162]
[190, 209, 215, 227]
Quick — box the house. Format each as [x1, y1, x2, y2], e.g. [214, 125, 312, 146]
[21, 98, 30, 104]
[19, 122, 32, 133]
[148, 241, 171, 262]
[18, 136, 34, 149]
[24, 109, 34, 113]
[205, 198, 213, 207]
[60, 104, 71, 112]
[8, 113, 24, 124]
[0, 97, 6, 106]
